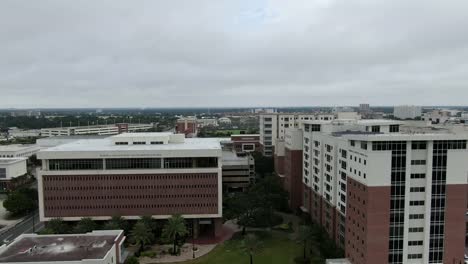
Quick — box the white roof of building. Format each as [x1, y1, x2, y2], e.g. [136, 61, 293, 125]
[0, 158, 27, 165]
[40, 137, 224, 152]
[0, 144, 39, 152]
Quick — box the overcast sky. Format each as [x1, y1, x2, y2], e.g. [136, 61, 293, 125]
[1, 0, 468, 108]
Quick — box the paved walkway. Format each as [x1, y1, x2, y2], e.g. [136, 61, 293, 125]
[139, 224, 238, 263]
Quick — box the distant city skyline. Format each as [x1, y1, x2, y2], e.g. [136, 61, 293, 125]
[1, 0, 468, 107]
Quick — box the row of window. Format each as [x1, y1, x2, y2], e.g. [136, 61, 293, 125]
[44, 184, 217, 191]
[411, 159, 426, 165]
[45, 193, 217, 201]
[410, 187, 425, 192]
[43, 174, 216, 182]
[48, 157, 219, 170]
[409, 214, 425, 220]
[45, 203, 217, 210]
[409, 200, 425, 206]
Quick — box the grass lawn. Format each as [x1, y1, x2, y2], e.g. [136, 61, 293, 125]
[179, 231, 302, 264]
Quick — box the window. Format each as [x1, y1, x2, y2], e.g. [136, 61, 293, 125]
[371, 126, 380, 132]
[150, 141, 164, 145]
[0, 168, 5, 179]
[106, 158, 161, 169]
[409, 200, 425, 206]
[350, 140, 355, 147]
[410, 187, 425, 192]
[360, 142, 367, 150]
[408, 240, 423, 246]
[409, 214, 424, 219]
[390, 125, 400, 133]
[411, 141, 427, 149]
[49, 159, 103, 170]
[409, 227, 424, 233]
[164, 157, 218, 168]
[411, 160, 426, 165]
[115, 142, 128, 145]
[410, 173, 426, 179]
[133, 141, 146, 145]
[311, 124, 321, 132]
[408, 254, 422, 259]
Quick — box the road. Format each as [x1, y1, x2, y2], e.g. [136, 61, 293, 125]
[0, 212, 44, 244]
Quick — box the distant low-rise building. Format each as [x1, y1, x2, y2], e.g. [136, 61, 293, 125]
[393, 105, 422, 119]
[7, 128, 41, 138]
[0, 158, 27, 191]
[230, 134, 260, 153]
[175, 117, 198, 137]
[0, 144, 40, 158]
[40, 123, 153, 137]
[0, 230, 125, 264]
[218, 117, 232, 124]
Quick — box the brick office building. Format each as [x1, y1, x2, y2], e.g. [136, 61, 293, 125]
[299, 119, 468, 264]
[37, 132, 223, 237]
[175, 117, 198, 137]
[230, 134, 261, 153]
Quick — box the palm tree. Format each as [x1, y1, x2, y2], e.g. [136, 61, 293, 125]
[241, 233, 262, 264]
[47, 218, 70, 234]
[161, 214, 188, 255]
[104, 215, 129, 233]
[74, 217, 97, 233]
[297, 225, 314, 260]
[130, 221, 154, 254]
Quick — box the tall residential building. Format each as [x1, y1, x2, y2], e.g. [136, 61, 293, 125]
[299, 119, 468, 264]
[393, 106, 422, 120]
[259, 113, 334, 156]
[37, 132, 223, 237]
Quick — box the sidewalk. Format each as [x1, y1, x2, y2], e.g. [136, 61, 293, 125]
[139, 224, 237, 263]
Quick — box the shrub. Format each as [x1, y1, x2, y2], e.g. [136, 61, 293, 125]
[140, 251, 157, 258]
[294, 256, 311, 264]
[124, 256, 139, 264]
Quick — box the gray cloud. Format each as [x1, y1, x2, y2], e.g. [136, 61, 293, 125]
[1, 0, 468, 108]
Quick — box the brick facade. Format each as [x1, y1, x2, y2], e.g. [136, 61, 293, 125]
[42, 173, 218, 218]
[443, 184, 468, 264]
[284, 148, 303, 210]
[346, 177, 390, 264]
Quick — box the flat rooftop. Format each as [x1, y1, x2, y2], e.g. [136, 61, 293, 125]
[41, 123, 152, 130]
[0, 233, 120, 262]
[0, 158, 27, 165]
[40, 137, 224, 153]
[0, 144, 39, 152]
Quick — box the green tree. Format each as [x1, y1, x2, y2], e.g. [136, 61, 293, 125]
[46, 218, 70, 234]
[74, 217, 98, 233]
[3, 189, 37, 216]
[161, 215, 188, 255]
[130, 221, 154, 255]
[103, 215, 130, 233]
[241, 233, 262, 264]
[124, 256, 139, 264]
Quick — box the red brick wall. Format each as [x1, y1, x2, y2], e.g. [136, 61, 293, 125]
[176, 121, 197, 135]
[42, 173, 219, 218]
[284, 148, 303, 210]
[443, 184, 468, 264]
[310, 190, 322, 224]
[274, 154, 285, 176]
[346, 178, 390, 264]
